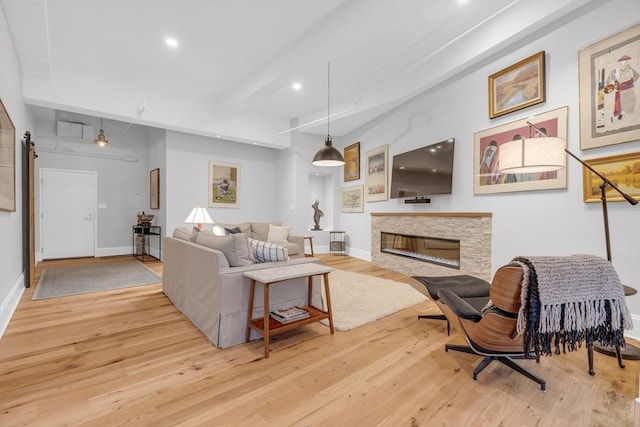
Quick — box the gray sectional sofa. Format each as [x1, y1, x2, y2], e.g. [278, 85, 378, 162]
[162, 223, 322, 348]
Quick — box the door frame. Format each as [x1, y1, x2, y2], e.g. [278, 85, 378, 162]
[38, 168, 97, 260]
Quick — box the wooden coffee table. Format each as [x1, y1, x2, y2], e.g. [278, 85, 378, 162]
[245, 263, 334, 358]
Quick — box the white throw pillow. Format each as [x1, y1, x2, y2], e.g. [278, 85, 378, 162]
[267, 224, 291, 242]
[249, 238, 289, 263]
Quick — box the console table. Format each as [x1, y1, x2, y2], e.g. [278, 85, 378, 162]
[132, 225, 161, 262]
[245, 263, 335, 358]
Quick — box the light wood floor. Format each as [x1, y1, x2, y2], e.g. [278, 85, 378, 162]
[1, 255, 637, 426]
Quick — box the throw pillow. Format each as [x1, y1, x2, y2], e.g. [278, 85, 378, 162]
[195, 232, 254, 267]
[267, 224, 291, 243]
[249, 238, 289, 263]
[173, 227, 197, 242]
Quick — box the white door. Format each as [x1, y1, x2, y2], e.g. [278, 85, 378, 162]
[41, 169, 96, 259]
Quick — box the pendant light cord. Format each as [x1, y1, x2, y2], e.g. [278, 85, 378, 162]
[327, 62, 330, 137]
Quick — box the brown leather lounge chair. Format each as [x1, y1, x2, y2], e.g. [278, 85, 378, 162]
[436, 264, 547, 391]
[411, 275, 490, 335]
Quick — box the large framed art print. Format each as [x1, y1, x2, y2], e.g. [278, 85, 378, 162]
[474, 106, 568, 195]
[579, 24, 640, 149]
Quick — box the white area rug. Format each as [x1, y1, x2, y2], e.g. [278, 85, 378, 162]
[33, 262, 161, 300]
[323, 269, 427, 331]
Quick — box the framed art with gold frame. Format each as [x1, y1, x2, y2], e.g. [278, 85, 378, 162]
[489, 51, 545, 119]
[0, 98, 16, 212]
[582, 151, 640, 203]
[343, 141, 360, 182]
[578, 23, 640, 150]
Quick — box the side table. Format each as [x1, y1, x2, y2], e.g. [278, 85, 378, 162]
[132, 225, 161, 262]
[303, 236, 315, 257]
[329, 230, 346, 255]
[245, 263, 335, 358]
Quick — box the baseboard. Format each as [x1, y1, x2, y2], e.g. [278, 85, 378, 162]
[0, 273, 26, 339]
[346, 247, 371, 261]
[95, 246, 134, 258]
[626, 314, 640, 341]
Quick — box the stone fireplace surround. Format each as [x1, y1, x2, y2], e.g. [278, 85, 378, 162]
[371, 212, 492, 281]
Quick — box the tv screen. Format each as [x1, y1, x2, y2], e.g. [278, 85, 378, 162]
[390, 138, 455, 199]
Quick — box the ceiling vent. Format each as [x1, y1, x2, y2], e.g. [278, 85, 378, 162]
[57, 121, 94, 140]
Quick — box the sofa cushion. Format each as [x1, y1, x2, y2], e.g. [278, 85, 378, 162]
[250, 223, 269, 241]
[248, 238, 289, 263]
[267, 224, 291, 243]
[196, 232, 254, 267]
[173, 226, 198, 242]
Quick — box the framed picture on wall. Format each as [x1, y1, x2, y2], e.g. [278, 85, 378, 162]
[578, 23, 640, 150]
[343, 141, 360, 182]
[341, 185, 364, 212]
[0, 98, 16, 212]
[209, 161, 240, 208]
[365, 144, 389, 202]
[150, 168, 160, 209]
[488, 51, 545, 119]
[582, 151, 640, 203]
[474, 106, 568, 195]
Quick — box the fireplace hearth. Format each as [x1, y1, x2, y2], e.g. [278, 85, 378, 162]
[381, 232, 460, 269]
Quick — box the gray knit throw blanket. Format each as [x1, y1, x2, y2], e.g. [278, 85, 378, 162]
[512, 254, 632, 357]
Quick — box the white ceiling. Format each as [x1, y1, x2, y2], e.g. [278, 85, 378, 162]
[2, 0, 599, 149]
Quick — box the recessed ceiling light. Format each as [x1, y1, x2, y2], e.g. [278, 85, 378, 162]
[165, 37, 179, 48]
[292, 82, 302, 91]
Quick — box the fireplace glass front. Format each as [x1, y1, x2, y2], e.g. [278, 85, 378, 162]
[380, 232, 460, 269]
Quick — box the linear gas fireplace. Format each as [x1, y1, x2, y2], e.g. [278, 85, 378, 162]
[380, 232, 460, 269]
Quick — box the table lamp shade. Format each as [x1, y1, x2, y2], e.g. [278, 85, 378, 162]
[498, 137, 565, 174]
[184, 206, 213, 230]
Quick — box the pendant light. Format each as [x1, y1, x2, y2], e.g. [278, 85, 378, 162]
[93, 118, 110, 147]
[312, 63, 345, 167]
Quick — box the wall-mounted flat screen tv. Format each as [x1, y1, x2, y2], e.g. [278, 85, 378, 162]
[390, 138, 455, 199]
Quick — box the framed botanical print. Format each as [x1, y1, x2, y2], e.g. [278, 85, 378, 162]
[343, 142, 360, 182]
[341, 185, 364, 212]
[0, 98, 16, 212]
[488, 51, 545, 119]
[578, 23, 640, 149]
[365, 144, 389, 202]
[209, 161, 239, 208]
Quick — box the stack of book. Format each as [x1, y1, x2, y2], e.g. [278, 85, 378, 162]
[270, 306, 310, 324]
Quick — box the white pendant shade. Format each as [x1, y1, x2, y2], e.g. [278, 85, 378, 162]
[498, 137, 565, 174]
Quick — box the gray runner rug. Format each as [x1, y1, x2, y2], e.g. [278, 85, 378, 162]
[33, 261, 161, 300]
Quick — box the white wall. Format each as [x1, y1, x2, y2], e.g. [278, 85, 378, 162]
[0, 5, 34, 336]
[164, 131, 282, 234]
[33, 115, 153, 258]
[335, 3, 640, 331]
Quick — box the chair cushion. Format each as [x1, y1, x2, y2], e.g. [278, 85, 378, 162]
[412, 275, 490, 300]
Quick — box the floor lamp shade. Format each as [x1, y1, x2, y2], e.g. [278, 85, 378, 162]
[498, 137, 565, 174]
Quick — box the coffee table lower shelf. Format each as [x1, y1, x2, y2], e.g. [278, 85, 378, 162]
[248, 306, 328, 335]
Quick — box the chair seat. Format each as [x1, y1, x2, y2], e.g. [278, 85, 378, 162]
[413, 275, 490, 300]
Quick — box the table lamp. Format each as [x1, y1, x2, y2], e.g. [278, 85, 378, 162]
[184, 206, 214, 230]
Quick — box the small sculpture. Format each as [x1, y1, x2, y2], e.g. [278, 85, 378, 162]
[311, 199, 324, 230]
